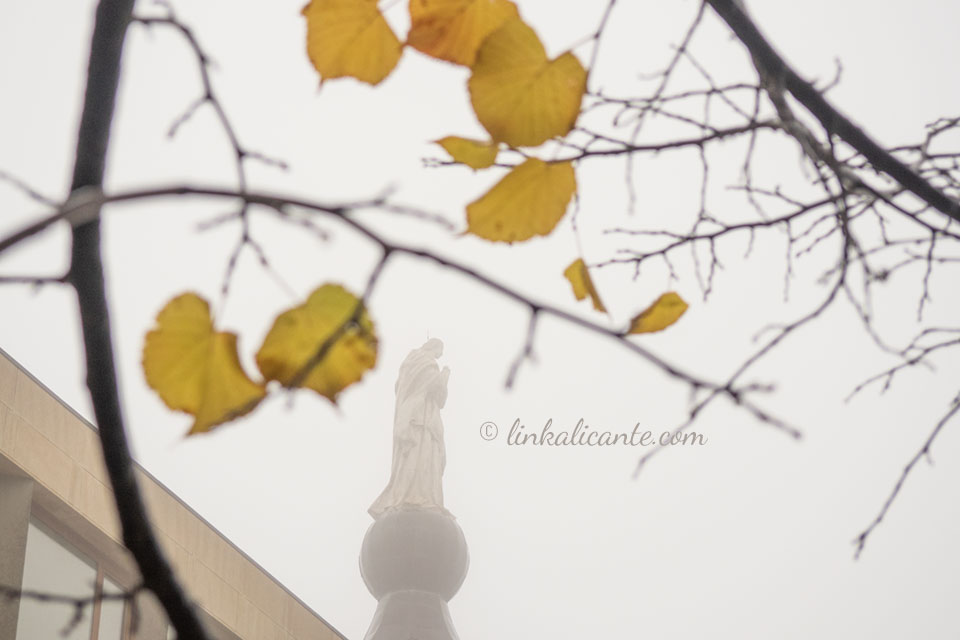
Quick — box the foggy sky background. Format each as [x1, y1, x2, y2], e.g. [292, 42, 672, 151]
[1, 1, 959, 638]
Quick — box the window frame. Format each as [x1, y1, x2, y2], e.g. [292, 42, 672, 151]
[19, 516, 132, 640]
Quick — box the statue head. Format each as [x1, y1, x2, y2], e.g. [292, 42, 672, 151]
[422, 338, 444, 358]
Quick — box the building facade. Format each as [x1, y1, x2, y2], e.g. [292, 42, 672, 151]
[0, 348, 344, 640]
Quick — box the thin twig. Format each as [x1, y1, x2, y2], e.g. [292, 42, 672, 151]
[853, 399, 960, 558]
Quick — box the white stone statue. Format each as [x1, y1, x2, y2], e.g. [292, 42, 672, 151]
[369, 338, 451, 518]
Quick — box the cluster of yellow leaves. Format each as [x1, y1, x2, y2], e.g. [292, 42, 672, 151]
[144, 1, 690, 435]
[302, 0, 522, 83]
[143, 285, 377, 436]
[301, 0, 688, 335]
[302, 0, 584, 245]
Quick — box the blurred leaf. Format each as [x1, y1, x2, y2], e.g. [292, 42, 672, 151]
[256, 284, 377, 402]
[466, 158, 576, 242]
[302, 0, 402, 85]
[436, 136, 499, 169]
[628, 292, 688, 334]
[143, 294, 266, 435]
[468, 18, 586, 147]
[408, 0, 519, 66]
[564, 258, 606, 312]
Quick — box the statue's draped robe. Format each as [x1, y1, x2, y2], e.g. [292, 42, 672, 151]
[369, 345, 448, 517]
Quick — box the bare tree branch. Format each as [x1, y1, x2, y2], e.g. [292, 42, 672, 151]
[853, 398, 960, 558]
[65, 1, 210, 638]
[133, 4, 287, 303]
[705, 0, 960, 223]
[505, 311, 538, 389]
[0, 274, 69, 286]
[0, 182, 795, 443]
[0, 169, 59, 207]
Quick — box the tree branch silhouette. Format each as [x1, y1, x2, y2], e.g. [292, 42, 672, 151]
[560, 0, 960, 551]
[1, 183, 794, 440]
[132, 3, 289, 303]
[705, 0, 960, 223]
[64, 0, 211, 638]
[853, 398, 960, 558]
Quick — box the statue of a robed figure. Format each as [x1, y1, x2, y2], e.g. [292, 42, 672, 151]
[360, 338, 468, 640]
[369, 338, 451, 517]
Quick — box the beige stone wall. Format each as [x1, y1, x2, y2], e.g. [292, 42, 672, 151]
[0, 350, 343, 640]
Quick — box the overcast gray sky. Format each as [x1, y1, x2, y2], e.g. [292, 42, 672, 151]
[2, 1, 960, 638]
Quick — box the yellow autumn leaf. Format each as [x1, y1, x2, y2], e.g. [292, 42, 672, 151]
[302, 0, 402, 86]
[143, 294, 266, 435]
[627, 292, 688, 334]
[468, 18, 587, 147]
[466, 158, 576, 242]
[408, 0, 518, 66]
[564, 258, 606, 312]
[436, 136, 499, 169]
[256, 284, 377, 402]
